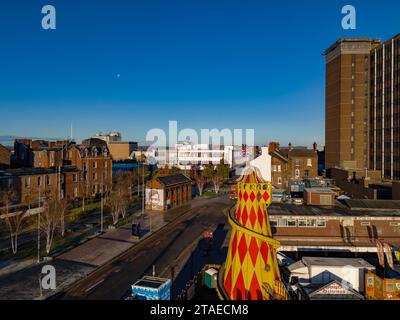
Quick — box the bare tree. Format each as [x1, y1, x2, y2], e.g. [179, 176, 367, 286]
[58, 199, 70, 237]
[107, 173, 130, 223]
[40, 195, 62, 255]
[106, 191, 121, 224]
[194, 171, 206, 196]
[0, 190, 28, 254]
[211, 171, 224, 195]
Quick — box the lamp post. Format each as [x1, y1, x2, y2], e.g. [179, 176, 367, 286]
[37, 178, 41, 264]
[141, 159, 152, 233]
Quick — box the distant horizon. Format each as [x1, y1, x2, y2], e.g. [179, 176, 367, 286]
[1, 0, 400, 146]
[0, 135, 323, 151]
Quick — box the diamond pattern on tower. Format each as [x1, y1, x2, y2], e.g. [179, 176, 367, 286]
[260, 241, 269, 265]
[241, 206, 248, 226]
[248, 237, 259, 266]
[257, 206, 264, 229]
[250, 191, 255, 202]
[249, 272, 263, 300]
[233, 271, 246, 300]
[224, 267, 232, 296]
[237, 234, 247, 264]
[222, 170, 285, 300]
[249, 206, 257, 228]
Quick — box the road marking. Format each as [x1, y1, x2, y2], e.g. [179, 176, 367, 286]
[84, 278, 105, 292]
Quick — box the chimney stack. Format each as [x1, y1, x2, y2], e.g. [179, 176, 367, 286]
[268, 142, 279, 153]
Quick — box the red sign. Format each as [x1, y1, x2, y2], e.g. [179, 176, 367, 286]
[204, 231, 213, 239]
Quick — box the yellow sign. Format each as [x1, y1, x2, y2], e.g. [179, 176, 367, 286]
[394, 250, 400, 263]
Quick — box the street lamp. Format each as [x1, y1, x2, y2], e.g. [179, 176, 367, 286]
[37, 178, 41, 264]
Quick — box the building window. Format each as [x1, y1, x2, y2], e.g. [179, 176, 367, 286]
[73, 173, 77, 182]
[390, 222, 400, 227]
[270, 219, 277, 227]
[277, 219, 288, 227]
[93, 161, 97, 169]
[316, 219, 326, 227]
[277, 177, 282, 185]
[46, 175, 50, 185]
[105, 161, 108, 168]
[272, 165, 276, 172]
[25, 177, 30, 188]
[307, 159, 312, 167]
[295, 169, 300, 179]
[278, 165, 281, 172]
[361, 222, 371, 226]
[298, 219, 307, 227]
[37, 176, 41, 187]
[307, 219, 317, 227]
[74, 187, 78, 197]
[93, 173, 97, 180]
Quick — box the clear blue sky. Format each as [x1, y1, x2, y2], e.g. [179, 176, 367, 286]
[0, 0, 399, 146]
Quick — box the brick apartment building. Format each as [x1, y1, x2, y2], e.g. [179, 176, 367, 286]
[12, 139, 69, 168]
[0, 166, 81, 207]
[268, 142, 318, 188]
[65, 138, 113, 197]
[0, 144, 10, 170]
[325, 34, 400, 181]
[1, 138, 113, 205]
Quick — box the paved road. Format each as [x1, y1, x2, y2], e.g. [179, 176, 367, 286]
[53, 196, 232, 300]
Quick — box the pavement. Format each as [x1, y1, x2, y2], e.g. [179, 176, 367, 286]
[0, 195, 233, 300]
[53, 195, 232, 300]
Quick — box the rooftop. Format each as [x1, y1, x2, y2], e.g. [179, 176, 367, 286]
[268, 203, 400, 218]
[0, 166, 80, 177]
[301, 257, 374, 269]
[304, 188, 335, 193]
[343, 199, 400, 211]
[156, 173, 192, 187]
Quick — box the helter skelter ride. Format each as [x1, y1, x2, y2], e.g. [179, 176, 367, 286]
[216, 167, 289, 300]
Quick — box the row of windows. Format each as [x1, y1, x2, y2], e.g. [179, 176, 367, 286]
[84, 161, 109, 170]
[270, 218, 326, 228]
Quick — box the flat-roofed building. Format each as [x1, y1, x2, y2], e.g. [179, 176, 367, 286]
[286, 257, 375, 299]
[267, 201, 400, 253]
[0, 144, 10, 169]
[370, 34, 400, 180]
[108, 141, 138, 160]
[304, 188, 336, 206]
[325, 38, 381, 172]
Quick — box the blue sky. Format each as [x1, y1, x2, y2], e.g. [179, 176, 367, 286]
[0, 0, 399, 146]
